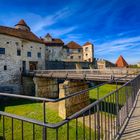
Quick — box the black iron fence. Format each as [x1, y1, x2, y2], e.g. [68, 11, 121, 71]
[0, 74, 140, 140]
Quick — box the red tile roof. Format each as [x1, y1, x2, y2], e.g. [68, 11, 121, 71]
[83, 42, 92, 46]
[115, 55, 128, 67]
[43, 38, 64, 46]
[66, 41, 82, 49]
[0, 26, 44, 43]
[15, 19, 29, 27]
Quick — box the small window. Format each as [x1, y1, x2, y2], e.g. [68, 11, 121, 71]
[6, 42, 9, 44]
[67, 49, 70, 53]
[4, 65, 7, 70]
[78, 49, 81, 53]
[30, 46, 33, 48]
[37, 52, 41, 58]
[70, 56, 73, 59]
[79, 56, 81, 59]
[0, 48, 5, 54]
[27, 52, 31, 57]
[86, 54, 88, 56]
[15, 42, 19, 46]
[85, 47, 88, 51]
[17, 50, 21, 56]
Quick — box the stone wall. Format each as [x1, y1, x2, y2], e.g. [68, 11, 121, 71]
[33, 77, 58, 98]
[45, 61, 95, 70]
[46, 46, 67, 61]
[22, 76, 35, 96]
[59, 80, 90, 119]
[0, 34, 45, 94]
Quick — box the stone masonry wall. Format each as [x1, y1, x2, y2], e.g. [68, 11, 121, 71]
[33, 77, 58, 98]
[59, 80, 90, 119]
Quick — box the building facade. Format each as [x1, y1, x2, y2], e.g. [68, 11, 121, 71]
[0, 19, 45, 93]
[65, 41, 83, 62]
[96, 59, 115, 69]
[42, 34, 67, 61]
[83, 42, 94, 62]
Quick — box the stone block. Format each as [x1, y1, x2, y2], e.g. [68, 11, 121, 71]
[59, 80, 90, 119]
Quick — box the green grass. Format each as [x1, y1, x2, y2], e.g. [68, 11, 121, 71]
[0, 83, 124, 139]
[89, 84, 119, 100]
[0, 100, 96, 140]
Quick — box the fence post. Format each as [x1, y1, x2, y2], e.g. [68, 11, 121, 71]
[125, 86, 129, 117]
[115, 81, 120, 135]
[97, 103, 100, 140]
[43, 101, 47, 140]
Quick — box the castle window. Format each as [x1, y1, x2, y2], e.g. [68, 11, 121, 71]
[17, 50, 21, 56]
[0, 48, 5, 54]
[78, 49, 81, 53]
[27, 52, 31, 57]
[70, 56, 73, 59]
[4, 65, 7, 70]
[15, 42, 19, 46]
[37, 52, 41, 58]
[85, 47, 88, 51]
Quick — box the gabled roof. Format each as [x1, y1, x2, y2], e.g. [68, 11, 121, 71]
[115, 55, 128, 67]
[42, 38, 64, 46]
[0, 26, 43, 44]
[45, 33, 52, 38]
[83, 42, 92, 46]
[66, 41, 82, 49]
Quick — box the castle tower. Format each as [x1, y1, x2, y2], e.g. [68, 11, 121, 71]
[115, 55, 128, 67]
[15, 19, 30, 31]
[82, 42, 94, 62]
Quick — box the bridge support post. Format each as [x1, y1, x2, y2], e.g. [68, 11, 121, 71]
[59, 80, 90, 119]
[33, 77, 58, 98]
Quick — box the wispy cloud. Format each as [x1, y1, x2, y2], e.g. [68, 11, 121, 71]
[31, 7, 73, 33]
[95, 35, 140, 64]
[44, 26, 78, 37]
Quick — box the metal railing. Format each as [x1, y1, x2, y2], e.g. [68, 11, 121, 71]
[0, 74, 140, 139]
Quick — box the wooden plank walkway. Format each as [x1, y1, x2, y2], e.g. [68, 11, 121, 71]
[120, 94, 140, 140]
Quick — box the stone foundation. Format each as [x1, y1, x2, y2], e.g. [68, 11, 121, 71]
[33, 77, 58, 98]
[22, 76, 35, 96]
[59, 80, 90, 119]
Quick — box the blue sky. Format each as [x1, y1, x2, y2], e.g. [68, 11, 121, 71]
[0, 0, 140, 64]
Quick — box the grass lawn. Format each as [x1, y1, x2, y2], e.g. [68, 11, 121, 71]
[0, 100, 96, 140]
[89, 84, 119, 100]
[0, 83, 124, 140]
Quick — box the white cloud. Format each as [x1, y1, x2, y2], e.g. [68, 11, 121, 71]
[94, 35, 140, 64]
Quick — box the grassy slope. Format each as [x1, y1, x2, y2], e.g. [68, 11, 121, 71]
[89, 84, 118, 100]
[0, 102, 95, 140]
[0, 84, 121, 140]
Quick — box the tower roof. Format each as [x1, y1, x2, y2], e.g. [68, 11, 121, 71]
[83, 42, 92, 46]
[15, 19, 28, 27]
[66, 41, 82, 49]
[15, 19, 30, 31]
[45, 33, 52, 38]
[115, 55, 128, 67]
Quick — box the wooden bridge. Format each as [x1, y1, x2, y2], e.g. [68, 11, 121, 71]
[32, 68, 139, 82]
[119, 92, 140, 140]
